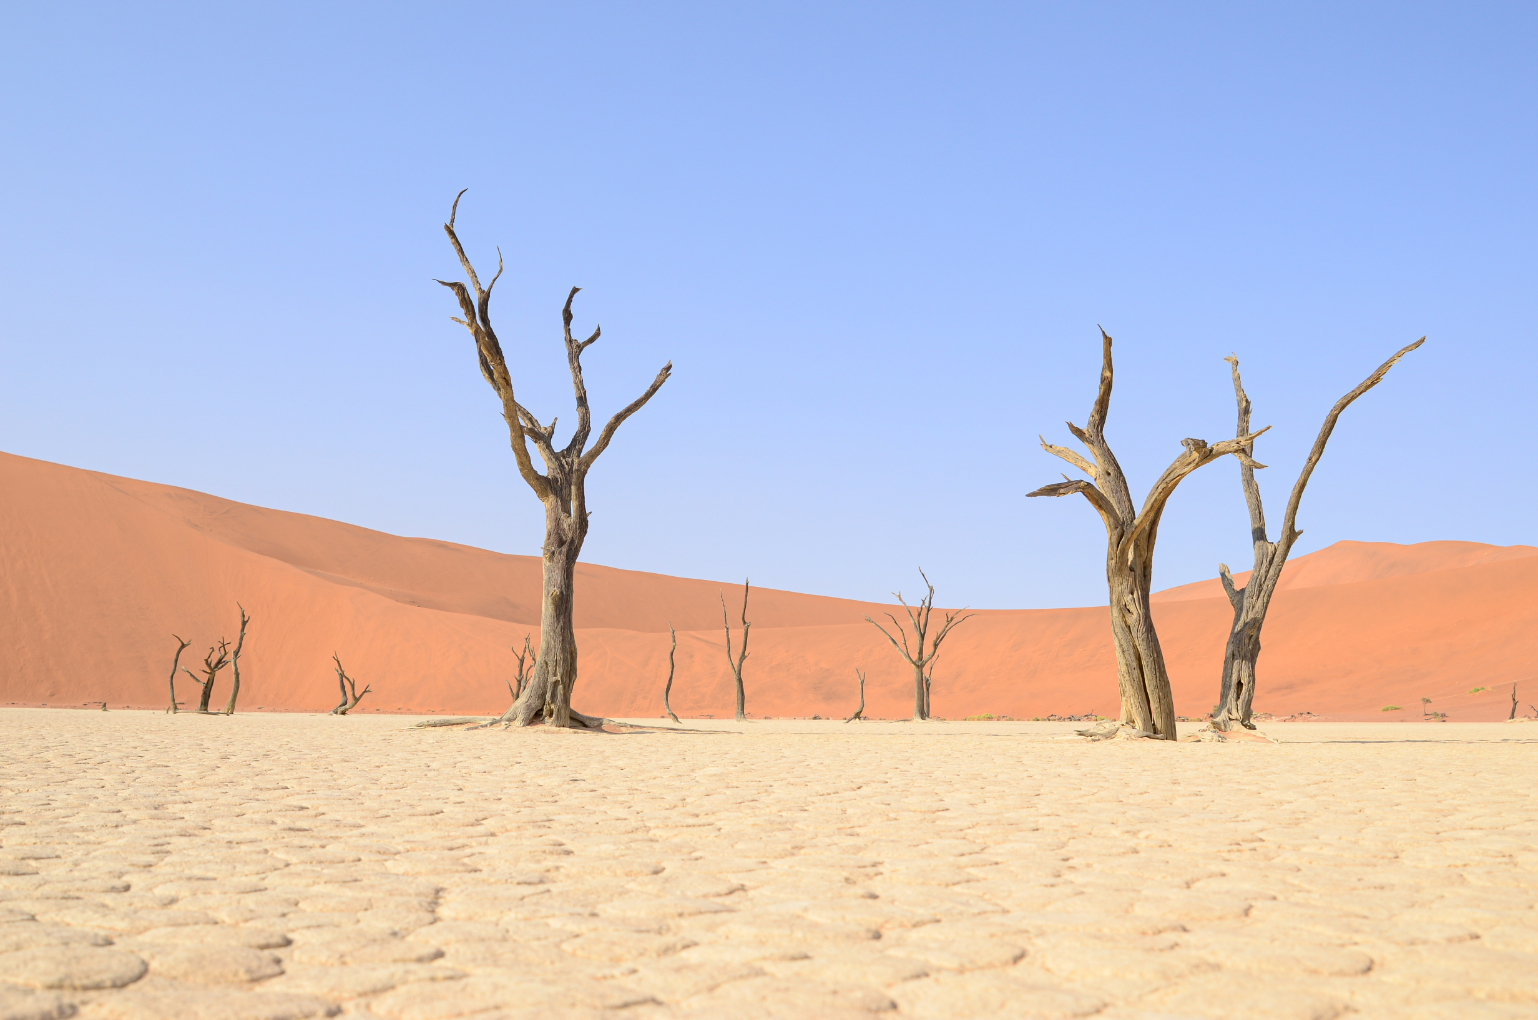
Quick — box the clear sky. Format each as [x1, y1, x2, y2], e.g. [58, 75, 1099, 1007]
[2, 2, 1534, 609]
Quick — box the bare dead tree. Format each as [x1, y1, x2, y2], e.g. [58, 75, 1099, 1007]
[437, 192, 671, 728]
[512, 634, 534, 700]
[721, 581, 750, 722]
[330, 654, 372, 715]
[166, 635, 191, 714]
[184, 639, 231, 715]
[845, 668, 866, 723]
[222, 604, 250, 715]
[1211, 339, 1423, 731]
[865, 570, 973, 721]
[1028, 329, 1268, 740]
[1512, 683, 1519, 722]
[663, 623, 680, 724]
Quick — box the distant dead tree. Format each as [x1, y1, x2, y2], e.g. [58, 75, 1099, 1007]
[1512, 684, 1519, 721]
[165, 635, 191, 714]
[222, 605, 251, 715]
[662, 623, 680, 724]
[1028, 329, 1267, 740]
[720, 581, 750, 722]
[437, 191, 671, 728]
[1210, 340, 1422, 731]
[330, 654, 372, 715]
[184, 639, 231, 714]
[845, 668, 866, 723]
[865, 570, 972, 721]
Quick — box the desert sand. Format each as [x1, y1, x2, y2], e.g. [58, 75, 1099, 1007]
[0, 709, 1534, 1019]
[3, 450, 1536, 723]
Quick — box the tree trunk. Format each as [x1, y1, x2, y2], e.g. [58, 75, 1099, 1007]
[912, 662, 927, 721]
[197, 677, 216, 713]
[510, 508, 587, 727]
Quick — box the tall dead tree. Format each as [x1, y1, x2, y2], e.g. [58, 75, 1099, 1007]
[222, 605, 250, 715]
[1512, 684, 1520, 722]
[165, 635, 191, 714]
[865, 570, 972, 721]
[330, 654, 372, 715]
[721, 581, 750, 722]
[438, 192, 671, 728]
[184, 639, 231, 715]
[1211, 339, 1422, 731]
[1029, 329, 1268, 740]
[662, 623, 680, 724]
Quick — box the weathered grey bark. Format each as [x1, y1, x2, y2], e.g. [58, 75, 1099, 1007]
[721, 581, 750, 722]
[438, 192, 671, 728]
[845, 668, 866, 723]
[330, 653, 372, 715]
[185, 640, 231, 714]
[864, 570, 972, 721]
[222, 604, 250, 715]
[1029, 329, 1268, 740]
[1211, 339, 1423, 731]
[166, 635, 191, 714]
[663, 623, 680, 724]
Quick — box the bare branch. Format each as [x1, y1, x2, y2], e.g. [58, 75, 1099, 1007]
[1278, 337, 1424, 549]
[1086, 327, 1114, 439]
[330, 653, 372, 715]
[1040, 435, 1096, 479]
[1123, 427, 1271, 563]
[1026, 477, 1121, 530]
[1217, 562, 1243, 611]
[845, 668, 866, 723]
[865, 614, 915, 666]
[1224, 353, 1268, 542]
[580, 362, 674, 473]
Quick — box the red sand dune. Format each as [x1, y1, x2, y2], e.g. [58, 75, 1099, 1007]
[2, 450, 1535, 722]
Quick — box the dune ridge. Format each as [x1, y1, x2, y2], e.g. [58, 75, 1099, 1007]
[2, 450, 1534, 722]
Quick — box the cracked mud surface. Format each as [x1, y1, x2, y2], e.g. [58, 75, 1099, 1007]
[1, 710, 1535, 1019]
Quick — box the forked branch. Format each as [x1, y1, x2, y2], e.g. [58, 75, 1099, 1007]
[721, 580, 751, 721]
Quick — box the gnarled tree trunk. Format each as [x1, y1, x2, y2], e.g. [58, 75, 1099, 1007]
[1211, 339, 1422, 730]
[1029, 329, 1268, 740]
[437, 191, 670, 728]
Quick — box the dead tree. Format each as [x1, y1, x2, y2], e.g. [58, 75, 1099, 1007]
[865, 570, 972, 721]
[663, 623, 680, 724]
[1211, 339, 1422, 731]
[222, 605, 250, 715]
[1512, 684, 1519, 721]
[845, 668, 866, 723]
[437, 192, 671, 728]
[720, 581, 750, 722]
[1028, 329, 1268, 740]
[166, 635, 191, 714]
[512, 634, 534, 700]
[330, 654, 372, 715]
[183, 639, 231, 714]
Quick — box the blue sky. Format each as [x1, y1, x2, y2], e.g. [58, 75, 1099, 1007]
[2, 2, 1533, 608]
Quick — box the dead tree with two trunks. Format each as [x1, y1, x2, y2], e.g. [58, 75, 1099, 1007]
[1028, 329, 1268, 740]
[437, 191, 671, 728]
[1211, 339, 1423, 731]
[721, 581, 750, 722]
[865, 570, 972, 721]
[330, 654, 372, 715]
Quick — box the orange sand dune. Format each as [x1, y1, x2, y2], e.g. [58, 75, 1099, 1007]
[2, 451, 1535, 722]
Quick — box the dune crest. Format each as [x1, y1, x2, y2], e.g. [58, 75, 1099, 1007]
[2, 451, 1534, 722]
